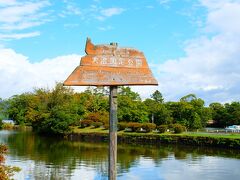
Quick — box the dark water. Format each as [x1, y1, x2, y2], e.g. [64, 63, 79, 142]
[1, 130, 240, 180]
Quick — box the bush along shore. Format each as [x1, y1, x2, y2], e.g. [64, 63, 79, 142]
[66, 124, 240, 149]
[67, 131, 240, 149]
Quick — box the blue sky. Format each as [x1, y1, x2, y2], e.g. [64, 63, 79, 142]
[2, 0, 202, 62]
[0, 0, 240, 104]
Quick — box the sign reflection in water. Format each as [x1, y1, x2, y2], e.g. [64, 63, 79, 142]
[1, 130, 240, 180]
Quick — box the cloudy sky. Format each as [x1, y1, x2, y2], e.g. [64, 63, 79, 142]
[0, 0, 239, 104]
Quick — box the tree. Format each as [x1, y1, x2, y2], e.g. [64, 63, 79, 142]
[7, 93, 34, 125]
[151, 90, 164, 103]
[224, 102, 240, 126]
[144, 98, 172, 125]
[83, 87, 109, 113]
[31, 83, 80, 134]
[118, 87, 141, 101]
[0, 98, 6, 120]
[118, 88, 148, 122]
[166, 94, 211, 130]
[209, 102, 227, 127]
[180, 94, 197, 102]
[191, 112, 202, 129]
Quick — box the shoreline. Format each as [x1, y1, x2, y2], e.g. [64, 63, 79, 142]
[67, 132, 240, 149]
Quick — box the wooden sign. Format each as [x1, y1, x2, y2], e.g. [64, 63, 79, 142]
[64, 38, 158, 180]
[64, 38, 158, 86]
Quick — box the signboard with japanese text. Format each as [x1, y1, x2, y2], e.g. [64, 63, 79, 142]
[64, 38, 158, 86]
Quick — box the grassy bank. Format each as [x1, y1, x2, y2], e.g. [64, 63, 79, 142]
[69, 127, 240, 149]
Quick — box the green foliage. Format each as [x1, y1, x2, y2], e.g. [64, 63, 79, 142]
[191, 113, 202, 130]
[172, 124, 186, 134]
[32, 84, 80, 134]
[0, 119, 2, 129]
[118, 87, 141, 101]
[151, 90, 164, 103]
[118, 88, 149, 123]
[1, 123, 14, 130]
[157, 125, 168, 133]
[126, 122, 142, 132]
[141, 123, 156, 132]
[0, 98, 8, 120]
[103, 123, 109, 130]
[80, 120, 93, 128]
[92, 122, 103, 128]
[210, 102, 240, 127]
[7, 93, 34, 125]
[118, 122, 128, 131]
[144, 93, 172, 125]
[4, 82, 240, 135]
[166, 94, 212, 130]
[180, 94, 197, 102]
[84, 111, 109, 128]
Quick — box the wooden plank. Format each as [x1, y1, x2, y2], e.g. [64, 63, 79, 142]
[63, 38, 158, 86]
[64, 66, 158, 86]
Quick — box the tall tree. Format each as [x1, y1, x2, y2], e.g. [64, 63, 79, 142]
[118, 87, 141, 101]
[31, 83, 80, 134]
[151, 90, 164, 103]
[118, 87, 148, 122]
[209, 102, 227, 127]
[144, 98, 172, 125]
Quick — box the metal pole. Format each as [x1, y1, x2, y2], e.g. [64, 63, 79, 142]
[109, 86, 118, 180]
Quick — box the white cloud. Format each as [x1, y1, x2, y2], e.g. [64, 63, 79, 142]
[0, 47, 157, 99]
[100, 7, 125, 17]
[204, 0, 240, 34]
[156, 0, 240, 104]
[95, 7, 125, 21]
[0, 1, 50, 22]
[60, 1, 81, 17]
[0, 0, 50, 40]
[98, 25, 113, 31]
[0, 31, 40, 40]
[0, 49, 82, 98]
[0, 1, 49, 23]
[158, 0, 171, 5]
[0, 0, 16, 6]
[60, 1, 125, 21]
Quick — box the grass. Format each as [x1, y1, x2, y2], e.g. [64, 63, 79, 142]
[71, 126, 240, 139]
[72, 126, 108, 134]
[183, 132, 240, 139]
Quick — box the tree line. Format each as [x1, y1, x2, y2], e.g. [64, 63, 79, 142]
[1, 83, 240, 134]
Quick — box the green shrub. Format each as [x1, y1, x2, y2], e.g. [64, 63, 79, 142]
[141, 123, 156, 133]
[86, 112, 101, 122]
[2, 123, 14, 130]
[127, 122, 142, 132]
[92, 122, 103, 128]
[173, 124, 185, 134]
[118, 122, 128, 131]
[80, 120, 93, 128]
[0, 119, 3, 129]
[168, 124, 174, 129]
[103, 123, 109, 130]
[157, 125, 168, 133]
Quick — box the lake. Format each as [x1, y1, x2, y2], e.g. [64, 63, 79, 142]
[1, 129, 240, 180]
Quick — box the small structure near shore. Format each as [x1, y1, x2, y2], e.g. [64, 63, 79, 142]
[225, 125, 240, 132]
[2, 119, 15, 125]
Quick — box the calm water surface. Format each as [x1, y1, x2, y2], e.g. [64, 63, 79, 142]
[1, 130, 240, 180]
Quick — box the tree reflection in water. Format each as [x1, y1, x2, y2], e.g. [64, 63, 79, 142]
[1, 130, 240, 180]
